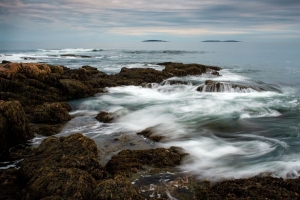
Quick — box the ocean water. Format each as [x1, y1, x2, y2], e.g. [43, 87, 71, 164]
[1, 42, 300, 180]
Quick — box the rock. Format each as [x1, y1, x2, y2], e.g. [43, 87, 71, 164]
[20, 133, 109, 199]
[59, 79, 90, 98]
[30, 123, 65, 136]
[21, 57, 37, 60]
[197, 80, 262, 92]
[0, 169, 21, 200]
[195, 176, 300, 199]
[158, 62, 221, 77]
[95, 111, 114, 123]
[2, 60, 11, 64]
[92, 174, 143, 200]
[0, 101, 34, 154]
[136, 127, 164, 142]
[60, 54, 92, 58]
[105, 147, 188, 175]
[28, 102, 72, 123]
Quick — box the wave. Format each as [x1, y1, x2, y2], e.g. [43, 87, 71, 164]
[37, 48, 105, 53]
[123, 50, 199, 55]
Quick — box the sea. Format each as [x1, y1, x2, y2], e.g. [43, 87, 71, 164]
[0, 41, 300, 180]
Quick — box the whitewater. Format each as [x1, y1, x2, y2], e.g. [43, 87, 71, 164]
[0, 41, 299, 180]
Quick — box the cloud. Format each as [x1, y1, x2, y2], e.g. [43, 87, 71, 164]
[0, 0, 300, 41]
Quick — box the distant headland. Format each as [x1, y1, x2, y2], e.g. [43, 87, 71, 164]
[202, 40, 241, 42]
[142, 40, 168, 42]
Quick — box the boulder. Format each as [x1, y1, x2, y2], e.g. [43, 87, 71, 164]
[0, 101, 34, 154]
[95, 111, 114, 123]
[28, 102, 72, 123]
[106, 147, 188, 175]
[20, 133, 109, 199]
[136, 127, 164, 142]
[92, 174, 143, 200]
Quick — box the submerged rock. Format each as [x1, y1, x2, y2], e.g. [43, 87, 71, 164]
[197, 80, 262, 92]
[95, 111, 114, 123]
[136, 127, 164, 142]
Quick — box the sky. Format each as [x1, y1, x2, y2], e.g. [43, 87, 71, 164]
[0, 0, 300, 42]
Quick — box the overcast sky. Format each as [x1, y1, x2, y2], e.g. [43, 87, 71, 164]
[1, 0, 300, 42]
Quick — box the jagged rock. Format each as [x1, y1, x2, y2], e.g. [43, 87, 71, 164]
[0, 101, 34, 154]
[197, 80, 262, 92]
[95, 111, 114, 123]
[136, 127, 164, 142]
[105, 147, 188, 175]
[92, 174, 143, 200]
[20, 133, 109, 200]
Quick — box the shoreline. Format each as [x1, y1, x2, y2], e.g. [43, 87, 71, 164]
[1, 61, 299, 199]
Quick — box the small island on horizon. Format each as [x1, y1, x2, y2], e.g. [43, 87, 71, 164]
[203, 40, 241, 42]
[142, 40, 168, 42]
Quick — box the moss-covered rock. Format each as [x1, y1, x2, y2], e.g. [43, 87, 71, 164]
[92, 174, 143, 200]
[20, 133, 109, 199]
[136, 127, 164, 142]
[106, 147, 188, 176]
[0, 101, 33, 154]
[29, 102, 72, 123]
[95, 111, 114, 123]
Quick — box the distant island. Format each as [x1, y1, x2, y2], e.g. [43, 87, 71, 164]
[203, 40, 241, 42]
[142, 40, 168, 42]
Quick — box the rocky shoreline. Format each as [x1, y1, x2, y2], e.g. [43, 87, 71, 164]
[1, 61, 300, 199]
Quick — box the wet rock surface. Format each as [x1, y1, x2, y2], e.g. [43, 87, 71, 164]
[0, 101, 34, 156]
[106, 146, 188, 176]
[197, 80, 263, 92]
[136, 127, 164, 142]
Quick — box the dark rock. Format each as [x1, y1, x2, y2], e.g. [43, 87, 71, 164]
[92, 174, 143, 200]
[30, 123, 65, 136]
[195, 176, 300, 199]
[95, 111, 114, 123]
[197, 80, 263, 92]
[0, 169, 21, 200]
[20, 133, 108, 199]
[106, 146, 188, 175]
[136, 127, 164, 142]
[0, 101, 34, 154]
[2, 60, 11, 64]
[21, 57, 37, 60]
[29, 102, 72, 123]
[60, 54, 92, 58]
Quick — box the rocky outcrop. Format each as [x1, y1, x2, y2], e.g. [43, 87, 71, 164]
[136, 127, 164, 142]
[0, 101, 34, 154]
[0, 133, 187, 200]
[197, 80, 263, 92]
[195, 176, 300, 199]
[106, 146, 188, 175]
[60, 54, 92, 58]
[95, 111, 114, 123]
[158, 62, 222, 77]
[20, 133, 108, 200]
